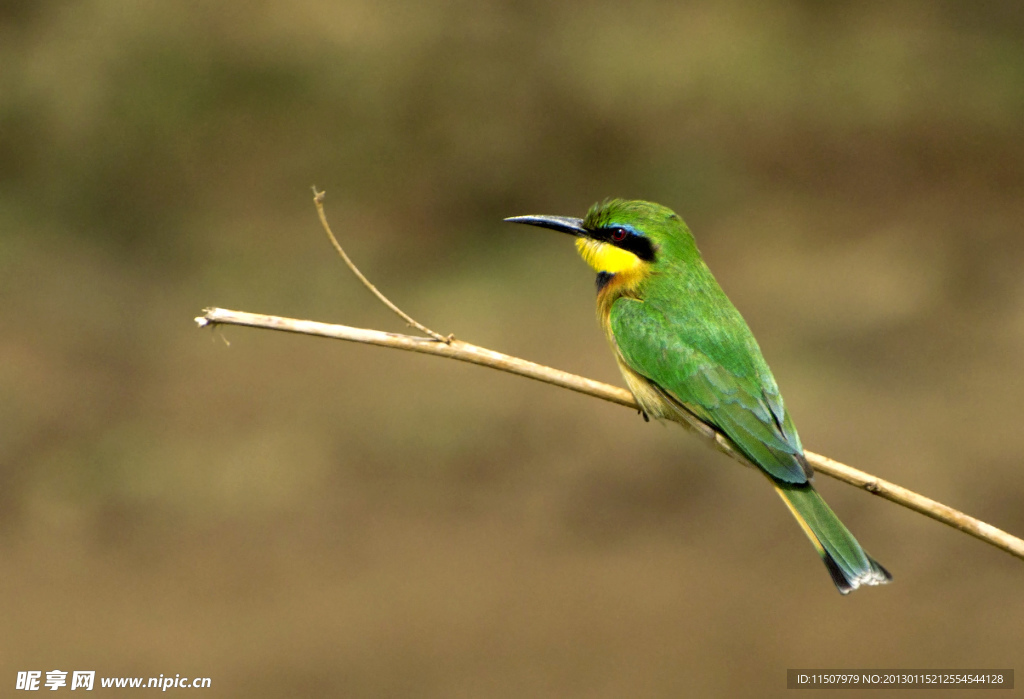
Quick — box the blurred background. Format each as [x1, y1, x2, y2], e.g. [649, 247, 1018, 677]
[3, 0, 1023, 696]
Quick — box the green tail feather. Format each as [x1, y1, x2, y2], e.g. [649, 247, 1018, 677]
[774, 482, 892, 594]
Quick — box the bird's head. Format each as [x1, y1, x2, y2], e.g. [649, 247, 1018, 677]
[505, 199, 695, 279]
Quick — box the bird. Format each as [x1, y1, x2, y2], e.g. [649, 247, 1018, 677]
[506, 199, 891, 594]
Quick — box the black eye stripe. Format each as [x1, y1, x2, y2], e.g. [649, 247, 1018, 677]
[595, 226, 657, 262]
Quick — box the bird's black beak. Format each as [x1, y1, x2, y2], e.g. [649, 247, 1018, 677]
[504, 215, 587, 238]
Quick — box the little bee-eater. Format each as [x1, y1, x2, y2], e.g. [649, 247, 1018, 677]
[507, 199, 891, 594]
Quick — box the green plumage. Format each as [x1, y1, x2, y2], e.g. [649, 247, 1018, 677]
[508, 199, 892, 594]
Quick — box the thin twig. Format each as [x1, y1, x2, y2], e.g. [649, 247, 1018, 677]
[195, 307, 1024, 563]
[311, 187, 452, 343]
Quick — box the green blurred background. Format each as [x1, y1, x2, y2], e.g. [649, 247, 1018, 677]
[3, 0, 1024, 696]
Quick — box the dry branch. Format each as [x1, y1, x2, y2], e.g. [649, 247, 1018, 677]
[195, 307, 1024, 562]
[312, 187, 452, 343]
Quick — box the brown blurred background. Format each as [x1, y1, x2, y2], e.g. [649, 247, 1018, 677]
[3, 0, 1024, 696]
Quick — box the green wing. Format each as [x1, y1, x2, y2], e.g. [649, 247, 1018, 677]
[610, 297, 809, 484]
[609, 295, 892, 593]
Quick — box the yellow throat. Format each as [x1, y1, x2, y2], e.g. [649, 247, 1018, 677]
[575, 237, 643, 274]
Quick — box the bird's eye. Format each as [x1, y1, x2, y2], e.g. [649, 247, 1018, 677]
[611, 228, 628, 242]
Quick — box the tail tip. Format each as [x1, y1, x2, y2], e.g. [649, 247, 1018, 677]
[825, 555, 892, 595]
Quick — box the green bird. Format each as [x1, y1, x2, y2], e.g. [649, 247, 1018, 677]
[506, 199, 891, 594]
